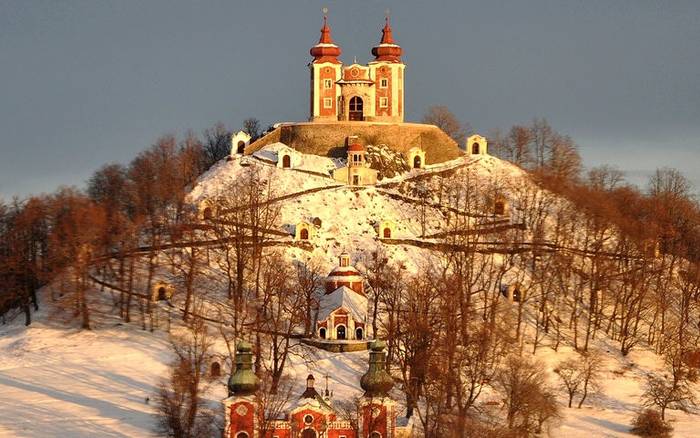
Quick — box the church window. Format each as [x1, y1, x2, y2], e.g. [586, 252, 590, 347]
[413, 155, 422, 169]
[304, 414, 314, 424]
[236, 433, 249, 438]
[300, 228, 309, 240]
[324, 79, 333, 89]
[282, 155, 291, 168]
[237, 141, 245, 154]
[383, 228, 391, 239]
[472, 143, 480, 154]
[379, 97, 389, 108]
[380, 78, 388, 88]
[323, 98, 333, 108]
[355, 327, 363, 340]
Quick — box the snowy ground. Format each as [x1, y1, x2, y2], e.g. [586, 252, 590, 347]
[2, 149, 699, 436]
[2, 303, 699, 437]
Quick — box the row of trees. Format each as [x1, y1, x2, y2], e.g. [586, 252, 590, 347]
[0, 118, 264, 327]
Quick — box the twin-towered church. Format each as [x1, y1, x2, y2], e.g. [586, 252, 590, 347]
[309, 15, 405, 123]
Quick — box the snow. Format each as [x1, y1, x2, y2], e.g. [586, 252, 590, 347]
[2, 151, 700, 437]
[317, 286, 368, 323]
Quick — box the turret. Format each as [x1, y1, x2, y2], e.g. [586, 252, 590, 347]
[310, 15, 342, 64]
[360, 340, 394, 397]
[227, 341, 259, 396]
[371, 16, 403, 63]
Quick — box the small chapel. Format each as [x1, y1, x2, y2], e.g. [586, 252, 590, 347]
[309, 15, 405, 123]
[316, 252, 368, 342]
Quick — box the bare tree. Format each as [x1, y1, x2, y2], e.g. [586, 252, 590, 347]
[494, 354, 561, 435]
[243, 118, 262, 141]
[422, 105, 469, 144]
[155, 317, 215, 438]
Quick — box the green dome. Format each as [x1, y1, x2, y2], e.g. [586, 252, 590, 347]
[228, 341, 259, 396]
[360, 340, 394, 396]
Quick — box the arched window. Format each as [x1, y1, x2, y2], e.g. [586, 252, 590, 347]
[495, 201, 505, 216]
[383, 228, 391, 239]
[472, 143, 480, 154]
[203, 207, 212, 220]
[210, 361, 221, 378]
[413, 155, 422, 169]
[300, 228, 309, 240]
[237, 141, 245, 154]
[282, 155, 291, 168]
[236, 433, 249, 438]
[355, 327, 363, 340]
[336, 325, 346, 340]
[349, 96, 364, 121]
[157, 287, 167, 301]
[319, 327, 326, 339]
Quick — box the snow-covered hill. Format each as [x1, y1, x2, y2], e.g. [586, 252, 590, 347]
[1, 145, 699, 437]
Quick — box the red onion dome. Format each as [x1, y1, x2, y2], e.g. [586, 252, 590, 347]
[371, 17, 402, 62]
[310, 16, 342, 64]
[347, 142, 365, 152]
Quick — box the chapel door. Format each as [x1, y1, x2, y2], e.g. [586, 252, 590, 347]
[349, 96, 364, 121]
[302, 429, 317, 438]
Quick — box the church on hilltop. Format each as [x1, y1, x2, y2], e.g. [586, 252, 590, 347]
[309, 15, 405, 123]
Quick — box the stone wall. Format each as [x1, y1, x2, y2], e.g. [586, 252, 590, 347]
[247, 122, 462, 165]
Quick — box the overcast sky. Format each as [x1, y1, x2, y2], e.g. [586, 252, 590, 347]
[1, 0, 698, 199]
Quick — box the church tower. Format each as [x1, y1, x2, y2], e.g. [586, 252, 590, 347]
[223, 342, 260, 438]
[309, 15, 342, 122]
[368, 16, 405, 123]
[359, 340, 398, 438]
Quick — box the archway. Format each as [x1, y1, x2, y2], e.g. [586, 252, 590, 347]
[210, 361, 221, 378]
[472, 143, 480, 154]
[237, 141, 245, 154]
[319, 327, 326, 339]
[349, 96, 364, 121]
[383, 228, 391, 239]
[336, 325, 346, 340]
[355, 327, 363, 340]
[301, 429, 317, 438]
[282, 155, 291, 168]
[495, 201, 505, 215]
[203, 207, 212, 220]
[413, 155, 422, 169]
[300, 228, 309, 240]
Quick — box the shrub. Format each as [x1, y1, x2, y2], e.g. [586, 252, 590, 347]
[631, 409, 673, 437]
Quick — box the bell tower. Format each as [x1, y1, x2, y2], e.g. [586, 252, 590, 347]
[368, 15, 405, 123]
[309, 12, 342, 121]
[359, 340, 397, 438]
[223, 342, 260, 438]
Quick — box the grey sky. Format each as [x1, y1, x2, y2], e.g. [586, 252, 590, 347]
[1, 0, 698, 198]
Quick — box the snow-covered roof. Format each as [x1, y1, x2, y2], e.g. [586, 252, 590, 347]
[318, 286, 367, 322]
[252, 142, 296, 163]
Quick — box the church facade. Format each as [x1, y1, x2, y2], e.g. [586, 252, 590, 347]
[309, 16, 405, 123]
[223, 340, 410, 438]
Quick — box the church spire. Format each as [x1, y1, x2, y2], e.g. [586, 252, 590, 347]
[310, 12, 342, 64]
[371, 14, 402, 62]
